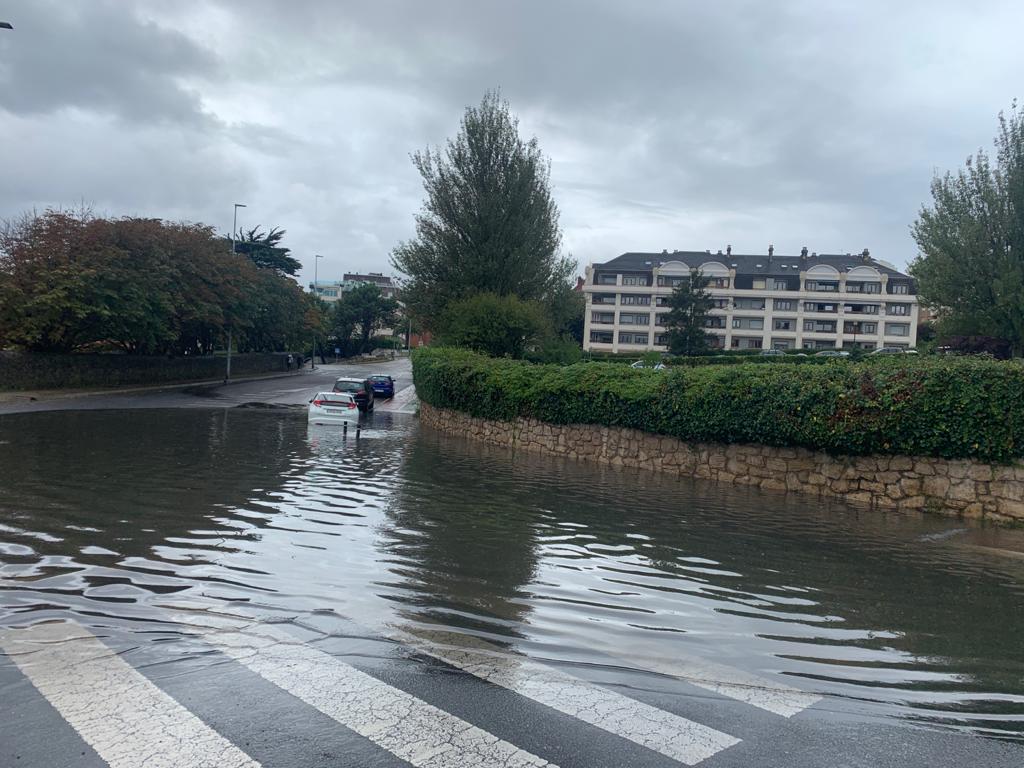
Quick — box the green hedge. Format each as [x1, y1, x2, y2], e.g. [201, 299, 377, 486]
[412, 347, 1024, 462]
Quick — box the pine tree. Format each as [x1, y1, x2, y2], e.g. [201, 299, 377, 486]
[664, 270, 714, 356]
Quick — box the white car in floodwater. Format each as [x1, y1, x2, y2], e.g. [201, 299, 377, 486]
[307, 391, 359, 426]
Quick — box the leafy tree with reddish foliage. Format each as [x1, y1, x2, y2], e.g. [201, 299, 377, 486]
[0, 209, 315, 355]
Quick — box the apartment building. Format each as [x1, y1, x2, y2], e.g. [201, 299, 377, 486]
[582, 247, 919, 353]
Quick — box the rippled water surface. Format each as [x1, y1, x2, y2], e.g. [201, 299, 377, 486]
[2, 409, 1024, 739]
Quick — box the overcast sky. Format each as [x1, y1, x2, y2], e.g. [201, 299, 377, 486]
[1, 1, 1021, 284]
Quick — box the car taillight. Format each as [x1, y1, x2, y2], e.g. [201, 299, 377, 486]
[313, 399, 325, 406]
[347, 402, 356, 409]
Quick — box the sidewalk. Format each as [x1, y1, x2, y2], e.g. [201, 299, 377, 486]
[0, 368, 311, 406]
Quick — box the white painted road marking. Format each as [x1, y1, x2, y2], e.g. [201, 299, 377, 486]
[621, 650, 821, 717]
[0, 621, 261, 768]
[394, 627, 740, 766]
[188, 615, 557, 768]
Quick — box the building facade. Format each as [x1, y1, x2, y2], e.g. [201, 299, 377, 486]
[582, 248, 919, 353]
[310, 272, 397, 303]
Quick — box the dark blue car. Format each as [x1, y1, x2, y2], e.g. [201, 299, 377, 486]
[369, 374, 395, 399]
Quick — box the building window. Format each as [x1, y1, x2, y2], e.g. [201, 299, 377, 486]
[771, 339, 793, 350]
[732, 317, 764, 330]
[708, 277, 730, 288]
[619, 332, 649, 345]
[597, 273, 617, 285]
[844, 303, 879, 315]
[618, 312, 650, 326]
[806, 280, 839, 292]
[591, 312, 615, 324]
[593, 293, 616, 305]
[885, 322, 910, 337]
[847, 281, 881, 294]
[752, 278, 767, 290]
[886, 303, 911, 316]
[622, 274, 650, 286]
[654, 334, 668, 346]
[704, 317, 725, 329]
[655, 296, 670, 306]
[734, 297, 766, 310]
[654, 313, 668, 326]
[657, 275, 686, 287]
[773, 318, 795, 331]
[804, 302, 837, 313]
[589, 331, 613, 344]
[774, 299, 794, 311]
[889, 282, 909, 294]
[804, 320, 837, 333]
[620, 294, 651, 305]
[773, 279, 790, 291]
[731, 337, 762, 349]
[844, 322, 877, 334]
[710, 298, 730, 309]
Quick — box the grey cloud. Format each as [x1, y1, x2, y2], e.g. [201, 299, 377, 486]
[0, 0, 218, 125]
[1, 0, 1022, 283]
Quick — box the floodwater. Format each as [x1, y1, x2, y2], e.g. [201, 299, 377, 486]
[1, 409, 1023, 740]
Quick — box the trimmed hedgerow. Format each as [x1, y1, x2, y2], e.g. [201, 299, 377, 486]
[412, 347, 1024, 462]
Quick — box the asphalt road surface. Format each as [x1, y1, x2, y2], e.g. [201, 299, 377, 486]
[0, 356, 416, 414]
[2, 354, 1024, 766]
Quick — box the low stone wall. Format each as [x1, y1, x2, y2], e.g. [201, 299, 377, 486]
[420, 404, 1024, 524]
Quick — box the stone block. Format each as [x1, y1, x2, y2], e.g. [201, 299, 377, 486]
[920, 476, 949, 497]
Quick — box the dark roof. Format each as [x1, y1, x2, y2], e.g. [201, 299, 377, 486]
[593, 250, 910, 279]
[343, 272, 394, 284]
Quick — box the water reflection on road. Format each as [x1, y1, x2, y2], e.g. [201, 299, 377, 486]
[1, 408, 1023, 739]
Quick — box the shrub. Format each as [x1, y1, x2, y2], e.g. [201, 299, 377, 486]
[412, 347, 1024, 462]
[437, 293, 549, 359]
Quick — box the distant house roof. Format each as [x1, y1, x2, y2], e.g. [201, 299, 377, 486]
[592, 250, 910, 279]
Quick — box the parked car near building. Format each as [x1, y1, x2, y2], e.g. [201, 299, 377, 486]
[332, 377, 375, 411]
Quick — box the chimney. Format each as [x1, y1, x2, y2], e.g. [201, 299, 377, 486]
[861, 248, 870, 261]
[768, 244, 774, 257]
[726, 245, 732, 256]
[717, 249, 722, 255]
[800, 246, 808, 259]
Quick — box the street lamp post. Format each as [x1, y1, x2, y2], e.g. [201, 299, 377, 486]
[225, 203, 246, 383]
[311, 254, 323, 370]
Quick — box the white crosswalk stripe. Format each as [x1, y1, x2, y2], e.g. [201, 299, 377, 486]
[617, 649, 820, 717]
[391, 626, 741, 766]
[179, 611, 558, 768]
[0, 620, 261, 768]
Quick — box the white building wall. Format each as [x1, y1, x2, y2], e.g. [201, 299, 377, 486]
[582, 261, 919, 354]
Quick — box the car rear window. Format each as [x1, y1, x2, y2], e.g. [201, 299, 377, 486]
[318, 392, 354, 404]
[370, 376, 391, 382]
[333, 380, 361, 392]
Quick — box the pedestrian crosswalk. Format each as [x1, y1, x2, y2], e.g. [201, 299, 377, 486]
[2, 621, 260, 768]
[0, 610, 822, 768]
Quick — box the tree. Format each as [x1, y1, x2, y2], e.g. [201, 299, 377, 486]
[438, 293, 548, 359]
[332, 283, 399, 355]
[664, 270, 714, 356]
[233, 226, 302, 276]
[391, 90, 573, 330]
[910, 101, 1024, 355]
[0, 209, 314, 355]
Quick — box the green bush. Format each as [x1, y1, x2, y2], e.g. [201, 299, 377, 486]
[412, 347, 1024, 462]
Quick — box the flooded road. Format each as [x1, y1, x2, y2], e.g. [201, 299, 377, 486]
[2, 407, 1024, 766]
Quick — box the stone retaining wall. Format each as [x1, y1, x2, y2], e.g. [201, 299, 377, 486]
[420, 404, 1024, 524]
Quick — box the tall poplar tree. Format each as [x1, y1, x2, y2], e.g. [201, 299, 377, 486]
[391, 91, 573, 330]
